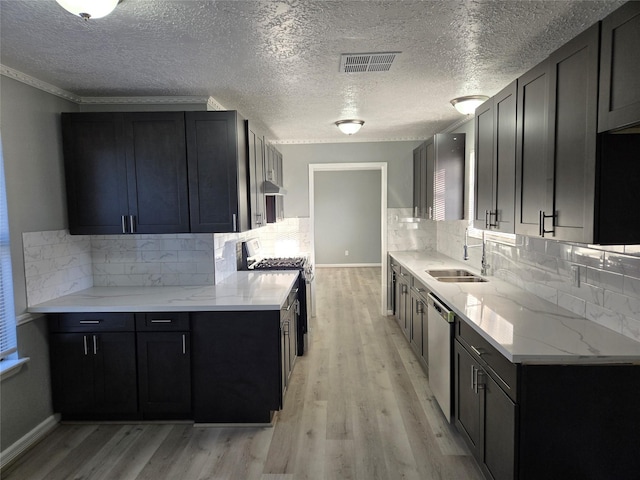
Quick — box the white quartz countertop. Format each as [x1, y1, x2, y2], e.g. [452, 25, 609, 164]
[28, 271, 299, 313]
[390, 251, 640, 364]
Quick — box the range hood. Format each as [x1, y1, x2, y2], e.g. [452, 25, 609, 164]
[263, 180, 286, 195]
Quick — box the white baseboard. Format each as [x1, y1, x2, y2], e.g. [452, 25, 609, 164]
[316, 263, 382, 268]
[0, 414, 60, 470]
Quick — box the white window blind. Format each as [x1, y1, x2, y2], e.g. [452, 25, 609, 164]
[0, 135, 17, 360]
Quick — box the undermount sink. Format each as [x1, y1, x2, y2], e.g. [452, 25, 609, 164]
[426, 269, 488, 283]
[436, 276, 488, 283]
[427, 269, 476, 277]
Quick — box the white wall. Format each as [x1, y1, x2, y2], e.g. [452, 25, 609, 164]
[279, 141, 420, 217]
[0, 76, 77, 452]
[314, 170, 381, 265]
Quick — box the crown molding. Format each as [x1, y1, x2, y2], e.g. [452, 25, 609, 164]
[0, 64, 81, 103]
[206, 96, 226, 111]
[441, 115, 474, 133]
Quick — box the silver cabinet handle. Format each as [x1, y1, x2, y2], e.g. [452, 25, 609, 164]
[428, 206, 433, 220]
[129, 215, 136, 234]
[476, 370, 485, 393]
[83, 335, 88, 356]
[182, 334, 186, 355]
[121, 215, 127, 234]
[92, 335, 98, 355]
[232, 213, 237, 232]
[471, 345, 484, 357]
[151, 319, 172, 324]
[470, 365, 475, 391]
[79, 320, 101, 324]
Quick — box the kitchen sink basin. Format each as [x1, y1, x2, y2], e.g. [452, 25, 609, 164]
[427, 269, 476, 277]
[436, 276, 488, 283]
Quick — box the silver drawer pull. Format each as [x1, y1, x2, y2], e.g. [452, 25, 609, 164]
[471, 345, 485, 357]
[83, 335, 88, 356]
[182, 334, 186, 355]
[151, 319, 173, 323]
[79, 320, 101, 324]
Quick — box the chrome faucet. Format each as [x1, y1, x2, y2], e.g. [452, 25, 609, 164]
[464, 228, 490, 276]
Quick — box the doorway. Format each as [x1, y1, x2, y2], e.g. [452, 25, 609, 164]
[309, 162, 388, 314]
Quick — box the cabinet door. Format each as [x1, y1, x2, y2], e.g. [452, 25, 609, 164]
[413, 145, 422, 218]
[398, 275, 410, 339]
[598, 2, 640, 132]
[61, 113, 129, 235]
[425, 140, 435, 220]
[247, 124, 266, 229]
[186, 111, 249, 233]
[515, 60, 550, 236]
[137, 332, 191, 418]
[410, 292, 424, 357]
[50, 333, 97, 414]
[123, 113, 189, 234]
[547, 24, 599, 243]
[493, 81, 517, 234]
[454, 341, 482, 460]
[432, 134, 465, 221]
[474, 99, 495, 229]
[93, 332, 138, 415]
[483, 374, 516, 480]
[50, 332, 137, 417]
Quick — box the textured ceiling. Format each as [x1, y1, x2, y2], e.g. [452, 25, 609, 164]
[0, 0, 625, 143]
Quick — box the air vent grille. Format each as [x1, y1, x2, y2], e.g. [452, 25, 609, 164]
[339, 52, 400, 73]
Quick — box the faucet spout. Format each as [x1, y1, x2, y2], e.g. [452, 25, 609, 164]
[463, 228, 490, 275]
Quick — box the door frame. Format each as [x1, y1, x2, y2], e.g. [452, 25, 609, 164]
[308, 162, 388, 315]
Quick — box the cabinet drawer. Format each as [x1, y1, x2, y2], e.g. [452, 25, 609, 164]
[135, 312, 190, 331]
[456, 318, 518, 401]
[50, 313, 135, 332]
[410, 277, 429, 298]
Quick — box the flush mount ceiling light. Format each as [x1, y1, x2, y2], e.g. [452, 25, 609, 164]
[335, 119, 365, 135]
[56, 0, 120, 20]
[450, 95, 490, 115]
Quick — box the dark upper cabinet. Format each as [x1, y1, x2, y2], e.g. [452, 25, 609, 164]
[425, 133, 465, 221]
[412, 141, 427, 218]
[62, 113, 129, 235]
[62, 112, 190, 235]
[186, 111, 250, 233]
[598, 1, 640, 132]
[246, 121, 266, 229]
[474, 81, 517, 233]
[546, 24, 599, 243]
[516, 24, 621, 243]
[123, 113, 190, 234]
[515, 60, 550, 238]
[265, 143, 285, 223]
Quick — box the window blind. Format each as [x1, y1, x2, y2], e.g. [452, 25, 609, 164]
[0, 137, 17, 360]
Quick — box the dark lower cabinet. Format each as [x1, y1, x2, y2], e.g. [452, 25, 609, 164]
[191, 310, 282, 424]
[455, 320, 640, 480]
[396, 270, 410, 340]
[49, 332, 138, 420]
[136, 332, 191, 419]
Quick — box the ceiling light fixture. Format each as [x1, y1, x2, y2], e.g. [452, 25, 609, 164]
[450, 95, 489, 115]
[335, 119, 365, 135]
[56, 0, 119, 20]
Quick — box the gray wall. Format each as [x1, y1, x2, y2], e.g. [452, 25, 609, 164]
[0, 76, 77, 451]
[314, 170, 381, 265]
[279, 141, 421, 218]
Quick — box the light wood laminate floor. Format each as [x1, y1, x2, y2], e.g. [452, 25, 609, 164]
[3, 267, 482, 480]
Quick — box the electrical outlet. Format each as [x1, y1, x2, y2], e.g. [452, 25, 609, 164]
[345, 250, 349, 256]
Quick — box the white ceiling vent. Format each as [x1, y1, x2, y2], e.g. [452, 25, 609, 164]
[339, 52, 401, 73]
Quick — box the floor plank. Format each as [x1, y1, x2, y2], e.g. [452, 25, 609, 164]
[2, 267, 483, 480]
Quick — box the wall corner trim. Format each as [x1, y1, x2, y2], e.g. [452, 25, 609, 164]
[0, 413, 60, 471]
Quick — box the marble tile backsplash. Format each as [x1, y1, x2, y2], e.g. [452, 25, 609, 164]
[23, 230, 93, 306]
[23, 220, 313, 305]
[91, 234, 215, 287]
[437, 221, 640, 343]
[387, 208, 437, 252]
[213, 217, 312, 282]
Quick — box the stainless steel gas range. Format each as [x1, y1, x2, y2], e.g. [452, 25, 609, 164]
[238, 239, 313, 355]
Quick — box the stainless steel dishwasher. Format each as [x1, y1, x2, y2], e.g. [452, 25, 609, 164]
[427, 293, 455, 422]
